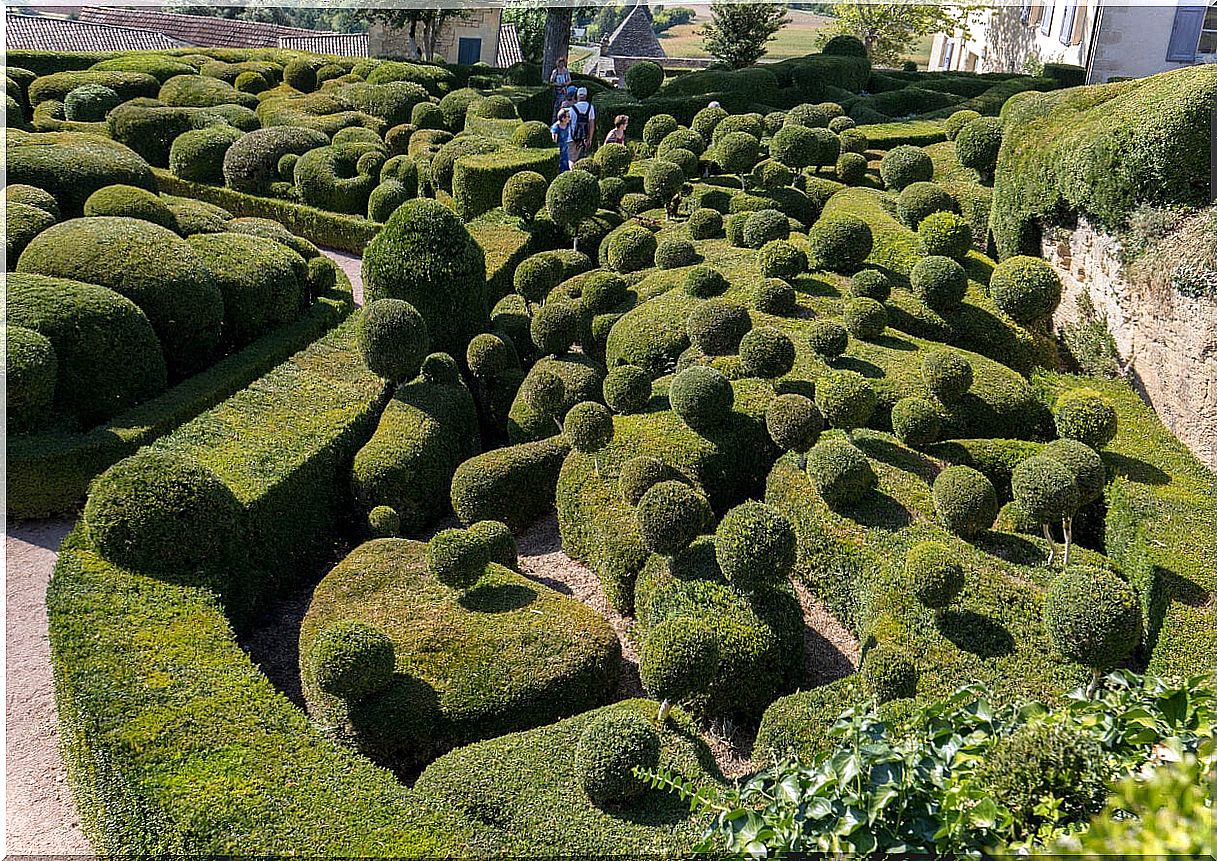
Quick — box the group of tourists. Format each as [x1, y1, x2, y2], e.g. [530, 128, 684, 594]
[548, 56, 629, 172]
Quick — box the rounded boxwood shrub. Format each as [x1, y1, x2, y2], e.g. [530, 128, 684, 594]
[576, 710, 660, 805]
[603, 224, 656, 273]
[891, 396, 941, 448]
[739, 326, 795, 381]
[933, 464, 998, 537]
[686, 299, 752, 356]
[514, 252, 563, 306]
[531, 301, 581, 356]
[807, 319, 849, 361]
[848, 269, 891, 302]
[603, 365, 652, 414]
[657, 127, 706, 158]
[688, 207, 723, 240]
[897, 181, 958, 229]
[842, 296, 888, 341]
[989, 255, 1063, 324]
[766, 393, 823, 458]
[741, 208, 789, 249]
[466, 332, 516, 379]
[636, 479, 712, 556]
[663, 146, 700, 181]
[294, 144, 380, 215]
[283, 58, 318, 92]
[427, 527, 491, 591]
[862, 645, 918, 703]
[307, 256, 338, 293]
[944, 109, 982, 141]
[6, 184, 60, 220]
[828, 115, 856, 133]
[368, 178, 412, 222]
[5, 325, 57, 433]
[169, 124, 253, 184]
[879, 145, 934, 190]
[618, 192, 655, 217]
[309, 621, 395, 701]
[6, 202, 56, 261]
[921, 349, 973, 403]
[822, 34, 867, 56]
[1042, 438, 1105, 507]
[906, 540, 964, 616]
[918, 210, 973, 260]
[639, 618, 720, 719]
[412, 101, 446, 130]
[814, 370, 876, 433]
[835, 151, 868, 185]
[715, 500, 796, 592]
[83, 450, 241, 590]
[223, 126, 330, 194]
[692, 105, 728, 140]
[619, 455, 676, 506]
[838, 127, 868, 155]
[955, 116, 1003, 179]
[910, 255, 968, 310]
[784, 103, 829, 129]
[81, 184, 174, 232]
[754, 157, 796, 192]
[683, 265, 728, 298]
[595, 141, 631, 177]
[380, 154, 420, 195]
[520, 366, 565, 420]
[669, 365, 734, 434]
[235, 70, 269, 94]
[359, 298, 430, 382]
[1043, 565, 1142, 680]
[1011, 455, 1079, 527]
[655, 238, 699, 269]
[769, 124, 817, 172]
[582, 271, 629, 314]
[643, 113, 679, 147]
[644, 159, 685, 209]
[755, 277, 797, 315]
[1052, 389, 1118, 451]
[368, 505, 401, 538]
[187, 232, 306, 346]
[712, 113, 764, 144]
[363, 198, 488, 357]
[715, 131, 761, 177]
[564, 400, 614, 455]
[598, 176, 627, 209]
[468, 519, 518, 571]
[8, 129, 157, 217]
[725, 212, 750, 247]
[757, 239, 807, 281]
[63, 83, 121, 121]
[807, 214, 873, 272]
[807, 437, 875, 507]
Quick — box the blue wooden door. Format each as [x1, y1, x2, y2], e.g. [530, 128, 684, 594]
[458, 37, 482, 65]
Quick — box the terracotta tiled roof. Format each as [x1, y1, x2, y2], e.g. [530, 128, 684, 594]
[495, 21, 523, 67]
[605, 3, 665, 59]
[6, 12, 188, 52]
[277, 33, 369, 57]
[76, 6, 333, 49]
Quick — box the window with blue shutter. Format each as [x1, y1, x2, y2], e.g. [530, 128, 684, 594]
[1042, 1, 1055, 35]
[1166, 5, 1206, 62]
[1020, 3, 1032, 25]
[1060, 1, 1076, 44]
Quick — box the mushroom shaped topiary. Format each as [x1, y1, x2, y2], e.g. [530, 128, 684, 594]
[635, 479, 712, 557]
[1043, 565, 1142, 697]
[603, 365, 652, 414]
[639, 618, 720, 722]
[564, 400, 614, 475]
[932, 465, 998, 538]
[1053, 388, 1118, 450]
[715, 500, 796, 593]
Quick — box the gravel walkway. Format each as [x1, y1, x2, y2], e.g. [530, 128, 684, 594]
[318, 247, 364, 306]
[5, 518, 91, 854]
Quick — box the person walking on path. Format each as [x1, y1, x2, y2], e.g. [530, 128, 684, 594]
[550, 56, 572, 120]
[603, 114, 629, 146]
[551, 107, 574, 171]
[570, 87, 596, 163]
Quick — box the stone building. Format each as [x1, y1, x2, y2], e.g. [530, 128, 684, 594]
[368, 9, 503, 66]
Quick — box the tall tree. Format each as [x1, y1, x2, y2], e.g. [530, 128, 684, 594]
[503, 0, 549, 63]
[822, 3, 976, 67]
[542, 6, 573, 82]
[701, 2, 789, 69]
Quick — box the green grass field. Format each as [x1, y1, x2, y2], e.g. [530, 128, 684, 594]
[657, 7, 832, 60]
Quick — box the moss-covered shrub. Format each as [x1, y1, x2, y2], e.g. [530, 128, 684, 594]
[1043, 565, 1142, 676]
[686, 300, 751, 356]
[451, 435, 571, 531]
[655, 238, 699, 270]
[754, 277, 797, 315]
[6, 201, 57, 262]
[806, 437, 875, 508]
[5, 184, 60, 219]
[357, 298, 430, 382]
[838, 127, 868, 155]
[188, 232, 306, 347]
[842, 296, 888, 341]
[638, 619, 720, 716]
[909, 255, 968, 310]
[807, 319, 849, 360]
[603, 365, 652, 414]
[989, 255, 1063, 324]
[1053, 388, 1117, 449]
[739, 326, 795, 382]
[234, 70, 269, 95]
[954, 116, 1002, 179]
[668, 366, 735, 436]
[807, 213, 873, 271]
[223, 126, 330, 194]
[310, 620, 394, 700]
[83, 449, 241, 592]
[5, 325, 57, 433]
[636, 480, 712, 557]
[814, 370, 875, 432]
[944, 108, 981, 141]
[687, 207, 723, 240]
[63, 83, 121, 121]
[879, 145, 933, 191]
[921, 349, 973, 404]
[83, 183, 177, 231]
[362, 198, 487, 357]
[891, 396, 941, 449]
[576, 710, 660, 805]
[602, 223, 657, 273]
[428, 527, 491, 591]
[917, 211, 973, 260]
[29, 70, 158, 107]
[715, 501, 795, 593]
[368, 505, 401, 538]
[756, 239, 807, 282]
[169, 124, 244, 183]
[933, 464, 998, 537]
[897, 181, 958, 229]
[766, 393, 822, 459]
[861, 644, 918, 703]
[683, 265, 729, 298]
[8, 129, 157, 217]
[906, 540, 964, 616]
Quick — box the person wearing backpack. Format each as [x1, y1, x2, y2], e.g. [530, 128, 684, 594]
[570, 87, 596, 163]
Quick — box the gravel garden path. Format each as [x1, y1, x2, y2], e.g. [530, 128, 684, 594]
[319, 247, 364, 305]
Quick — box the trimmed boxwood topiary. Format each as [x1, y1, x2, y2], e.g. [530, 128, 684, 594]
[712, 113, 764, 144]
[358, 298, 430, 382]
[294, 144, 380, 215]
[1054, 388, 1118, 449]
[910, 255, 968, 311]
[576, 710, 660, 805]
[368, 178, 412, 222]
[564, 401, 614, 471]
[603, 365, 652, 414]
[835, 152, 867, 185]
[861, 644, 918, 702]
[81, 184, 174, 232]
[531, 301, 580, 356]
[595, 142, 631, 177]
[838, 127, 868, 155]
[169, 124, 244, 184]
[755, 277, 797, 315]
[83, 449, 242, 592]
[514, 253, 564, 307]
[1041, 438, 1105, 507]
[684, 265, 729, 298]
[766, 393, 822, 464]
[368, 505, 401, 538]
[618, 456, 677, 506]
[223, 126, 330, 194]
[828, 115, 856, 133]
[6, 184, 60, 220]
[757, 239, 807, 281]
[814, 370, 876, 433]
[657, 126, 706, 158]
[5, 325, 57, 433]
[784, 103, 829, 129]
[891, 396, 941, 449]
[905, 540, 964, 617]
[879, 145, 933, 190]
[742, 209, 789, 249]
[715, 131, 761, 178]
[428, 527, 491, 591]
[655, 238, 699, 269]
[468, 519, 519, 571]
[636, 479, 712, 556]
[235, 70, 269, 94]
[688, 207, 723, 240]
[638, 618, 720, 722]
[989, 255, 1063, 324]
[739, 326, 795, 382]
[581, 270, 628, 314]
[310, 620, 395, 701]
[921, 349, 973, 403]
[692, 105, 728, 140]
[644, 159, 685, 212]
[769, 124, 817, 172]
[715, 500, 796, 592]
[8, 130, 157, 218]
[848, 268, 891, 302]
[842, 297, 887, 341]
[1043, 565, 1142, 695]
[363, 198, 487, 357]
[955, 116, 1003, 180]
[451, 435, 571, 531]
[807, 213, 873, 272]
[603, 223, 656, 273]
[806, 437, 876, 508]
[686, 299, 751, 356]
[7, 202, 57, 261]
[917, 211, 973, 260]
[643, 114, 679, 148]
[945, 109, 982, 141]
[63, 83, 121, 121]
[1011, 455, 1079, 529]
[933, 464, 998, 538]
[467, 332, 516, 379]
[668, 365, 735, 435]
[808, 319, 849, 360]
[897, 181, 958, 229]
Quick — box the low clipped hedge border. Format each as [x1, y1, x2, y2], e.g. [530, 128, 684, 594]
[7, 270, 355, 519]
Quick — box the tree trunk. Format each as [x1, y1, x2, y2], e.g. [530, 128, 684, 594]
[1086, 667, 1102, 699]
[1042, 522, 1058, 566]
[542, 7, 573, 84]
[1062, 517, 1073, 567]
[657, 698, 671, 723]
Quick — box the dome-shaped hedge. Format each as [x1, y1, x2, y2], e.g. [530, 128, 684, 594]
[531, 301, 581, 356]
[8, 130, 157, 217]
[739, 326, 795, 381]
[1041, 438, 1105, 507]
[595, 141, 632, 177]
[932, 464, 998, 537]
[294, 144, 380, 215]
[766, 393, 823, 457]
[862, 644, 918, 702]
[757, 239, 807, 281]
[564, 400, 614, 456]
[603, 223, 656, 273]
[655, 238, 699, 269]
[715, 131, 761, 176]
[368, 505, 401, 538]
[223, 126, 330, 194]
[5, 325, 57, 433]
[692, 106, 728, 140]
[63, 83, 122, 121]
[310, 621, 395, 701]
[807, 214, 873, 272]
[582, 271, 629, 314]
[636, 479, 712, 556]
[891, 396, 941, 448]
[467, 519, 519, 571]
[808, 319, 849, 360]
[917, 211, 973, 260]
[169, 124, 245, 184]
[684, 265, 729, 298]
[83, 184, 177, 231]
[835, 151, 868, 185]
[955, 116, 1003, 179]
[989, 255, 1063, 324]
[741, 208, 789, 249]
[806, 437, 876, 508]
[1053, 388, 1118, 449]
[362, 198, 488, 356]
[848, 269, 892, 302]
[814, 369, 876, 432]
[921, 349, 973, 404]
[358, 298, 430, 382]
[603, 365, 652, 414]
[619, 456, 676, 506]
[688, 207, 723, 240]
[910, 255, 968, 310]
[466, 332, 516, 379]
[638, 618, 720, 717]
[368, 178, 412, 222]
[842, 296, 887, 341]
[669, 365, 734, 433]
[944, 109, 981, 141]
[657, 127, 706, 158]
[576, 710, 661, 805]
[715, 500, 796, 592]
[428, 527, 491, 591]
[6, 202, 57, 262]
[514, 253, 563, 305]
[769, 124, 817, 171]
[755, 277, 797, 315]
[686, 299, 752, 356]
[897, 181, 958, 229]
[1043, 566, 1142, 678]
[906, 541, 964, 615]
[879, 145, 933, 190]
[643, 158, 684, 204]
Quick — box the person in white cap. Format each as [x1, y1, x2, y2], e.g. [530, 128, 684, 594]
[570, 86, 596, 162]
[708, 100, 721, 109]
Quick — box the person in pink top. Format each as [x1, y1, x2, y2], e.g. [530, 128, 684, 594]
[603, 114, 629, 146]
